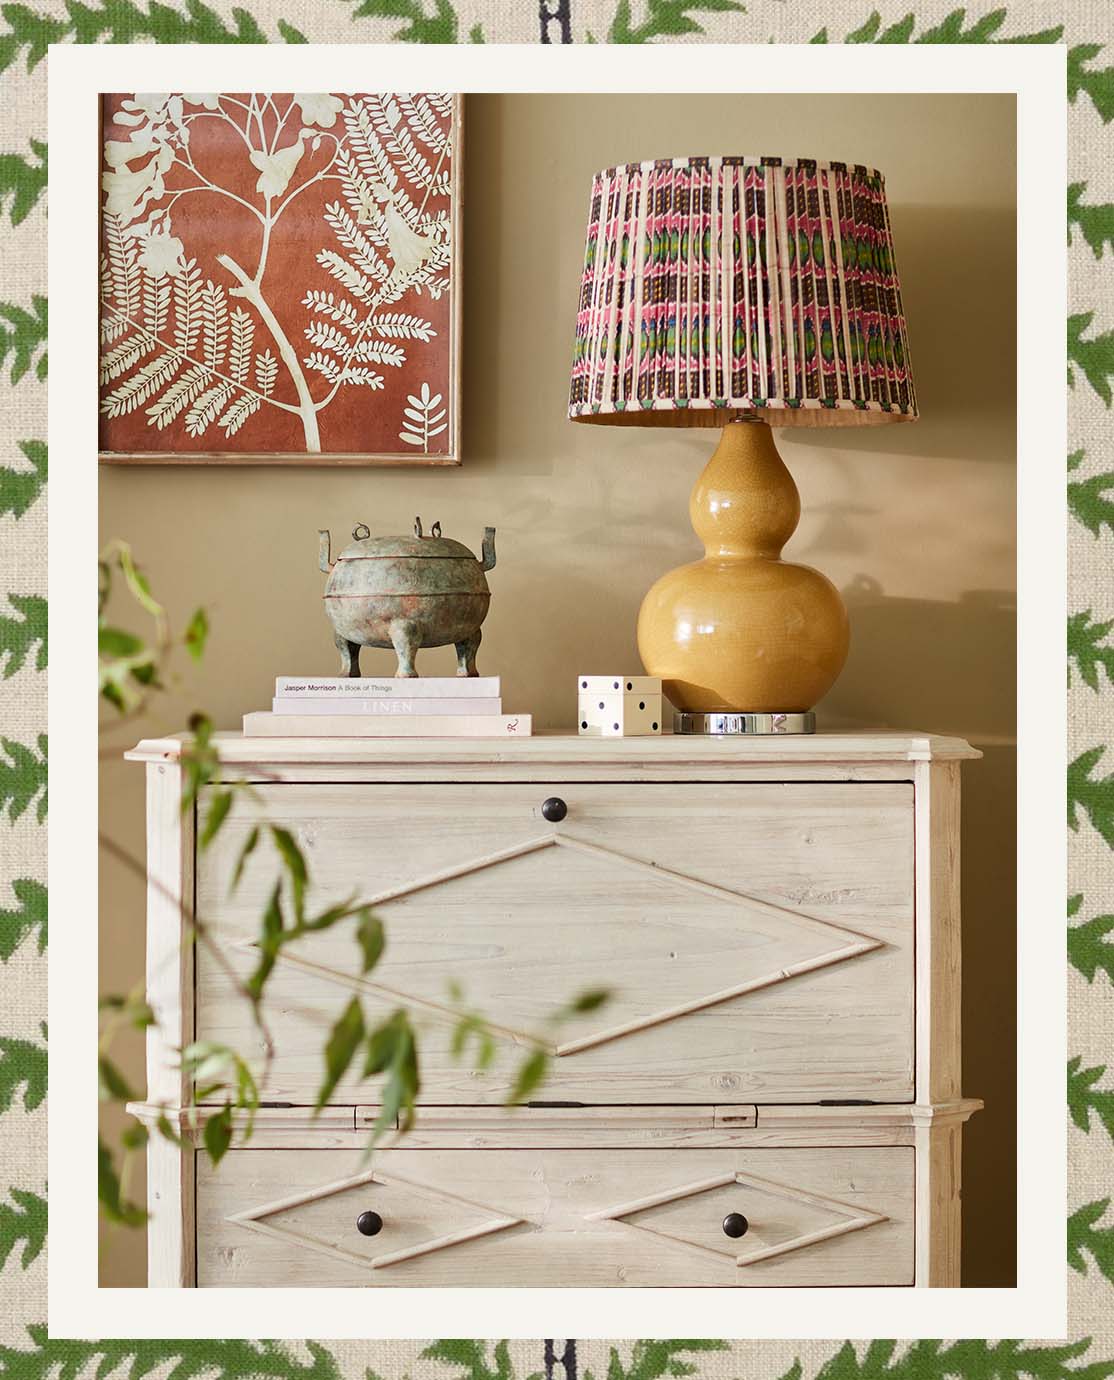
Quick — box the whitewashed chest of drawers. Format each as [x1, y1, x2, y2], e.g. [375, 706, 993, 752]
[126, 730, 981, 1289]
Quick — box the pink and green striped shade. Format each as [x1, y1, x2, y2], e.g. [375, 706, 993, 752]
[569, 155, 917, 428]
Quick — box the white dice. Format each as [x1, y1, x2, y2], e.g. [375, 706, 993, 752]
[577, 675, 663, 737]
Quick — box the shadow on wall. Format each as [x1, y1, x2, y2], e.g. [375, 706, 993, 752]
[827, 578, 1017, 1288]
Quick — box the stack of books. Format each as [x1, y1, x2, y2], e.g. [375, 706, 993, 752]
[243, 676, 532, 738]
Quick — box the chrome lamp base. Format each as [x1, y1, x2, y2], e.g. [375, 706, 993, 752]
[673, 710, 816, 736]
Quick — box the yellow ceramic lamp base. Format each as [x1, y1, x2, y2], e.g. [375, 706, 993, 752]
[637, 420, 849, 716]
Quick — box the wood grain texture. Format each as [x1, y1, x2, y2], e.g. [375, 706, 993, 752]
[147, 1133, 196, 1287]
[127, 729, 981, 767]
[914, 1119, 963, 1286]
[196, 1146, 914, 1287]
[195, 782, 915, 1105]
[914, 762, 963, 1103]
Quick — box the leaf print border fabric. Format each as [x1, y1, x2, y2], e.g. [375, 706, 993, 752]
[2, 0, 1112, 1373]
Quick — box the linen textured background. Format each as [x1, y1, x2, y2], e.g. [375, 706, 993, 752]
[0, 2, 1108, 1376]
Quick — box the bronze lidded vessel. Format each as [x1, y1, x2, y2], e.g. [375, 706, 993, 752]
[318, 518, 496, 678]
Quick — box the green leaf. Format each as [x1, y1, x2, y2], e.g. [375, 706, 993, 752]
[0, 440, 47, 519]
[1068, 1198, 1114, 1281]
[230, 825, 260, 893]
[1068, 183, 1114, 260]
[200, 789, 233, 848]
[121, 1121, 149, 1151]
[184, 606, 209, 662]
[98, 1055, 137, 1102]
[97, 1136, 147, 1227]
[0, 139, 46, 226]
[270, 825, 307, 922]
[0, 878, 46, 959]
[0, 295, 46, 383]
[0, 1029, 47, 1113]
[1069, 450, 1114, 537]
[202, 1103, 234, 1166]
[1069, 43, 1114, 124]
[246, 882, 284, 1003]
[1068, 311, 1114, 404]
[363, 1014, 402, 1077]
[0, 1187, 46, 1268]
[507, 1047, 548, 1105]
[355, 909, 385, 973]
[155, 1111, 181, 1145]
[1068, 894, 1114, 986]
[1068, 1056, 1114, 1141]
[1069, 610, 1114, 691]
[316, 997, 364, 1110]
[0, 595, 46, 679]
[810, 9, 1062, 46]
[567, 986, 610, 1015]
[0, 734, 47, 823]
[0, 1329, 347, 1380]
[1069, 746, 1114, 847]
[347, 0, 460, 42]
[0, 0, 311, 71]
[607, 0, 745, 44]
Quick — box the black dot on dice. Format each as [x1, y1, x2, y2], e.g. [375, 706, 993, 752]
[581, 720, 588, 729]
[581, 680, 587, 689]
[598, 701, 604, 709]
[652, 722, 659, 730]
[613, 723, 619, 731]
[639, 701, 645, 710]
[613, 681, 619, 689]
[627, 681, 633, 690]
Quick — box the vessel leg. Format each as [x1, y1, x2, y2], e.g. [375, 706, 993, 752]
[455, 628, 482, 677]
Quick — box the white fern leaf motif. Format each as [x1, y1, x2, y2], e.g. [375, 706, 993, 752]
[185, 381, 235, 438]
[255, 349, 278, 397]
[398, 382, 447, 449]
[341, 367, 385, 389]
[229, 308, 255, 382]
[219, 392, 261, 436]
[302, 290, 361, 331]
[372, 312, 436, 342]
[304, 321, 351, 355]
[146, 364, 210, 430]
[304, 351, 341, 383]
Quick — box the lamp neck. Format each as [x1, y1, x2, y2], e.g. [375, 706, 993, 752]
[690, 422, 801, 559]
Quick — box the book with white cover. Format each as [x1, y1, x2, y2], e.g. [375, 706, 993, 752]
[276, 677, 500, 699]
[271, 697, 502, 716]
[245, 712, 532, 738]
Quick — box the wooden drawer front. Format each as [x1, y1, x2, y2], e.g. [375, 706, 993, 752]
[196, 783, 914, 1104]
[197, 1146, 914, 1287]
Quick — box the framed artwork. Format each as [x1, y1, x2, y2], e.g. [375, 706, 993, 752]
[97, 92, 461, 465]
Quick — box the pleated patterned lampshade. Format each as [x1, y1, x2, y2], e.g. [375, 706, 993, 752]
[569, 155, 917, 428]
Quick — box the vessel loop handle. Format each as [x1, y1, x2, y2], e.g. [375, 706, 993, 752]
[432, 521, 442, 538]
[352, 523, 370, 541]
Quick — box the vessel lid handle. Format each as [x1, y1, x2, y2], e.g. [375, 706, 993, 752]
[431, 520, 442, 538]
[352, 523, 370, 541]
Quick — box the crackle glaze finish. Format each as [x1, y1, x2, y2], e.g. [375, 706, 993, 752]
[318, 521, 496, 677]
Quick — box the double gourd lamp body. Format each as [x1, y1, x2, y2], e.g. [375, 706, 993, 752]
[568, 155, 917, 732]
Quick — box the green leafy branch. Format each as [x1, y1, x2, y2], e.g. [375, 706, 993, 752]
[0, 1026, 47, 1114]
[345, 0, 483, 42]
[810, 8, 1063, 46]
[1069, 43, 1114, 124]
[0, 0, 306, 74]
[1069, 183, 1114, 260]
[0, 879, 46, 961]
[1069, 610, 1114, 691]
[0, 595, 46, 680]
[1069, 312, 1114, 405]
[0, 1331, 345, 1380]
[1069, 449, 1114, 538]
[781, 1340, 1114, 1380]
[592, 1341, 730, 1380]
[0, 735, 47, 824]
[1069, 746, 1114, 847]
[604, 0, 745, 44]
[0, 441, 46, 521]
[1069, 1199, 1114, 1283]
[0, 1187, 46, 1270]
[1069, 894, 1114, 986]
[1069, 1056, 1114, 1142]
[0, 296, 47, 385]
[0, 139, 46, 227]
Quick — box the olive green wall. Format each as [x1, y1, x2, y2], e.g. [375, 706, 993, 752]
[99, 92, 1017, 1286]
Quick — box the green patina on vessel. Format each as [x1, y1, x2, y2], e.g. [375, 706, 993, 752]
[318, 518, 497, 678]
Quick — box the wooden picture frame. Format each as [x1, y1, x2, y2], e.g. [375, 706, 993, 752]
[98, 93, 462, 467]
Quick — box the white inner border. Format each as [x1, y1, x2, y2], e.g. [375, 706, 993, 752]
[50, 42, 1065, 1341]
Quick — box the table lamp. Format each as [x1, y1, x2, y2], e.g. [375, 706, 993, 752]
[568, 155, 917, 734]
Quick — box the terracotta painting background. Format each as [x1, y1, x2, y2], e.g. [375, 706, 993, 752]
[98, 93, 454, 457]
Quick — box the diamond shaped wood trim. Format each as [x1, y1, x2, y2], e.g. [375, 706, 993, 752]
[591, 1168, 889, 1266]
[227, 1166, 525, 1271]
[233, 830, 885, 1058]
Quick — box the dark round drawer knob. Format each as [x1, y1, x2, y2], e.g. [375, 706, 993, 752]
[722, 1212, 749, 1239]
[541, 796, 568, 823]
[356, 1210, 383, 1237]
